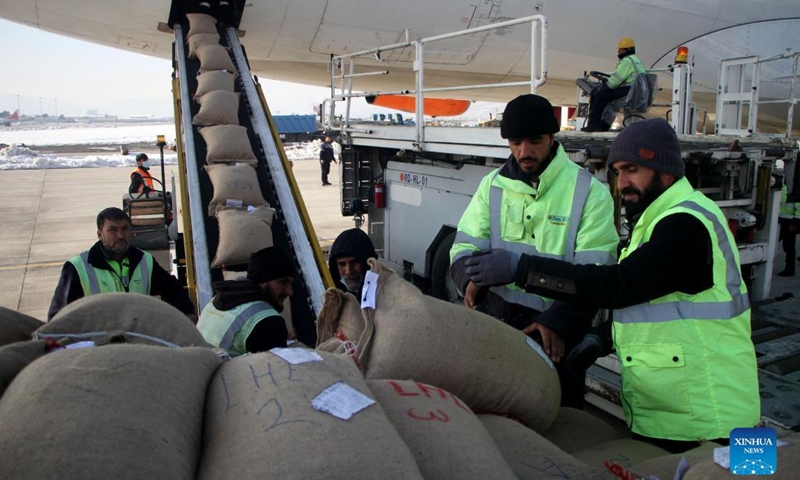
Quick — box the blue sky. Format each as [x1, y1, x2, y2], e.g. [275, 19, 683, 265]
[0, 19, 361, 118]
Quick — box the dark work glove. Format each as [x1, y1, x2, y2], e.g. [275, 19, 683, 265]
[464, 249, 518, 287]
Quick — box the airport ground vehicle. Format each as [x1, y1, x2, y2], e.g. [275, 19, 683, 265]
[156, 5, 800, 429]
[322, 17, 800, 428]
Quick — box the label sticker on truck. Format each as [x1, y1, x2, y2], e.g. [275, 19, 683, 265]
[399, 172, 428, 187]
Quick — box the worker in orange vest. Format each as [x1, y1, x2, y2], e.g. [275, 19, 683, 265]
[129, 153, 156, 196]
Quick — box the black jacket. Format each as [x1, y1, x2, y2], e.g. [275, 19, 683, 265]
[47, 241, 195, 320]
[210, 279, 288, 352]
[328, 228, 378, 298]
[515, 212, 714, 309]
[449, 144, 600, 346]
[320, 142, 335, 163]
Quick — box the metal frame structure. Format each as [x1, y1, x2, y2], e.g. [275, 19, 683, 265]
[324, 15, 548, 151]
[716, 52, 799, 137]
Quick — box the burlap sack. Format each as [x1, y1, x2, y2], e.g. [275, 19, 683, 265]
[196, 43, 237, 74]
[187, 33, 220, 59]
[684, 432, 800, 479]
[205, 163, 267, 216]
[36, 293, 206, 347]
[194, 71, 235, 100]
[187, 12, 218, 38]
[573, 438, 670, 470]
[0, 345, 222, 480]
[543, 407, 627, 453]
[0, 340, 48, 397]
[316, 288, 369, 359]
[316, 259, 561, 432]
[197, 349, 425, 480]
[193, 90, 240, 126]
[368, 380, 518, 480]
[478, 414, 611, 480]
[630, 442, 719, 480]
[0, 306, 43, 346]
[199, 125, 257, 164]
[211, 205, 276, 268]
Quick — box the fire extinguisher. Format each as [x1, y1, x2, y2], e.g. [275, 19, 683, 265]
[374, 179, 386, 209]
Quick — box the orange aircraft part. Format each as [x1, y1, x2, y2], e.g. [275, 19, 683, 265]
[365, 95, 471, 117]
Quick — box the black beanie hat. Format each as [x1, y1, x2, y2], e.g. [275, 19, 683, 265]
[246, 246, 295, 283]
[609, 118, 685, 178]
[500, 94, 560, 139]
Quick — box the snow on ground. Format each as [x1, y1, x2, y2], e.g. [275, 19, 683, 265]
[0, 124, 330, 170]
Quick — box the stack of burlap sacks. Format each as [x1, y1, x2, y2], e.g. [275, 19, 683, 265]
[185, 12, 277, 273]
[1, 261, 797, 479]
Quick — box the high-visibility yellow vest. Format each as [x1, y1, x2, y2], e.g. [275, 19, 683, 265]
[451, 144, 619, 311]
[197, 300, 279, 357]
[780, 183, 799, 219]
[69, 251, 152, 296]
[608, 54, 646, 89]
[614, 177, 759, 441]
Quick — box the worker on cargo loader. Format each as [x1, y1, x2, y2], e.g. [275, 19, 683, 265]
[581, 37, 646, 132]
[48, 207, 196, 322]
[319, 136, 337, 186]
[328, 228, 378, 299]
[129, 153, 156, 196]
[450, 93, 620, 409]
[197, 246, 294, 355]
[464, 119, 759, 453]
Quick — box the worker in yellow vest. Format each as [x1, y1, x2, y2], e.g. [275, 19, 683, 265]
[778, 182, 800, 276]
[582, 37, 646, 132]
[464, 119, 759, 453]
[197, 246, 294, 356]
[130, 153, 156, 196]
[450, 94, 619, 409]
[48, 207, 196, 322]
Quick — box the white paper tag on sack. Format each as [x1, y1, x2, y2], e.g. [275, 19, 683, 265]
[311, 381, 375, 420]
[526, 336, 555, 370]
[270, 347, 322, 365]
[65, 341, 96, 349]
[246, 205, 257, 212]
[360, 270, 379, 309]
[225, 198, 244, 208]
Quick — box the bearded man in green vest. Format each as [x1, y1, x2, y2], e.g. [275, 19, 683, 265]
[48, 207, 196, 322]
[197, 246, 294, 356]
[464, 118, 760, 453]
[450, 93, 620, 409]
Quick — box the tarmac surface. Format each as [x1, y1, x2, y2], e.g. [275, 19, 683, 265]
[0, 158, 355, 320]
[0, 153, 797, 321]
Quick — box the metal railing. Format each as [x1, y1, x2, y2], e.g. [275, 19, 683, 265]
[323, 15, 548, 150]
[716, 51, 799, 137]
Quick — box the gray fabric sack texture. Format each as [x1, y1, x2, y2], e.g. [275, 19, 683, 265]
[37, 292, 206, 347]
[369, 379, 518, 480]
[197, 349, 425, 480]
[0, 345, 222, 480]
[317, 259, 561, 432]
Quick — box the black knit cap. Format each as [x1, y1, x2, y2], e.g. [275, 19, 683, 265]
[609, 118, 685, 178]
[247, 246, 295, 283]
[500, 94, 560, 139]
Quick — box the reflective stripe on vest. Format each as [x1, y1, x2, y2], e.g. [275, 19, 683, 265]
[70, 251, 152, 295]
[197, 300, 279, 356]
[615, 199, 749, 324]
[487, 168, 595, 311]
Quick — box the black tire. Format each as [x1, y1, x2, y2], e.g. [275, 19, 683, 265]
[430, 231, 460, 303]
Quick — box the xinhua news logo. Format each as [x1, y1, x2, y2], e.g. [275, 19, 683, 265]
[729, 427, 777, 475]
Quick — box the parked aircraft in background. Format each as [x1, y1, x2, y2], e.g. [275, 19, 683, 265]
[1, 1, 797, 129]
